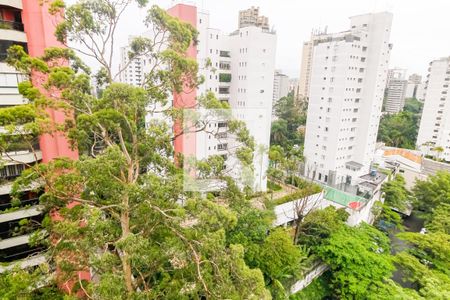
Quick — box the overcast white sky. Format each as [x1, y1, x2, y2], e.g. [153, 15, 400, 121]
[67, 0, 450, 79]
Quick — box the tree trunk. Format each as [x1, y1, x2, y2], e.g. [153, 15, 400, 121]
[121, 192, 133, 294]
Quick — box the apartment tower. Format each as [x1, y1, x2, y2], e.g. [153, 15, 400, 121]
[0, 1, 77, 270]
[385, 69, 407, 113]
[417, 57, 450, 160]
[303, 12, 393, 186]
[273, 70, 290, 104]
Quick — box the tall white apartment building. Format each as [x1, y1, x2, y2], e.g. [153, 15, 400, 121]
[297, 30, 327, 101]
[417, 57, 450, 160]
[298, 40, 313, 100]
[304, 12, 393, 186]
[405, 73, 423, 99]
[119, 4, 277, 191]
[119, 36, 146, 87]
[385, 68, 407, 113]
[416, 82, 426, 101]
[273, 70, 290, 103]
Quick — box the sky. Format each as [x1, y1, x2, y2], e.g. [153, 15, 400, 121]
[66, 0, 450, 79]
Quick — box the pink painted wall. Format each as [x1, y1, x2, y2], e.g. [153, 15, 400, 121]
[21, 1, 78, 162]
[167, 4, 197, 161]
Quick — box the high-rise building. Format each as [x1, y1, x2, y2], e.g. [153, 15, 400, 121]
[405, 82, 415, 99]
[119, 36, 146, 87]
[408, 73, 422, 85]
[385, 71, 407, 113]
[297, 39, 314, 100]
[273, 70, 290, 103]
[417, 57, 450, 160]
[238, 6, 269, 30]
[289, 78, 299, 94]
[405, 73, 423, 99]
[303, 12, 393, 186]
[297, 30, 328, 102]
[416, 82, 426, 101]
[120, 4, 276, 191]
[386, 68, 406, 86]
[0, 1, 77, 270]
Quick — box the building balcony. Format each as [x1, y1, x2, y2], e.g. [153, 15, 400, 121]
[1, 149, 42, 165]
[219, 51, 231, 58]
[0, 19, 23, 31]
[219, 73, 232, 83]
[0, 196, 41, 215]
[219, 62, 231, 71]
[0, 233, 45, 262]
[0, 1, 22, 9]
[218, 87, 230, 94]
[0, 40, 27, 63]
[0, 254, 46, 274]
[0, 233, 31, 250]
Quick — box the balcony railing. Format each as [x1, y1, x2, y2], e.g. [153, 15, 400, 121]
[219, 73, 231, 83]
[219, 51, 230, 58]
[0, 20, 24, 31]
[0, 40, 27, 62]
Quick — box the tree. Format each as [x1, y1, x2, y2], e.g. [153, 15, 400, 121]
[381, 174, 410, 212]
[427, 203, 450, 234]
[316, 223, 396, 299]
[255, 228, 307, 298]
[296, 206, 348, 249]
[1, 1, 270, 298]
[393, 190, 450, 299]
[413, 171, 450, 219]
[395, 251, 450, 299]
[397, 231, 450, 275]
[270, 93, 306, 150]
[372, 201, 404, 231]
[377, 111, 419, 149]
[403, 98, 423, 115]
[268, 145, 284, 169]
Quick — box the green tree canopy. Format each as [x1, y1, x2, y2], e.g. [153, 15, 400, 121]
[427, 203, 450, 234]
[413, 171, 450, 219]
[377, 111, 419, 149]
[381, 174, 410, 211]
[316, 223, 395, 299]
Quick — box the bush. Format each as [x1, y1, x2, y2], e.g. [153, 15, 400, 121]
[267, 181, 282, 191]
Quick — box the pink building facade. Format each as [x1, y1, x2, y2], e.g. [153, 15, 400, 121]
[167, 4, 197, 161]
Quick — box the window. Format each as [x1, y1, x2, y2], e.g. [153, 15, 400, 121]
[217, 143, 228, 151]
[215, 132, 227, 139]
[218, 122, 228, 128]
[325, 127, 329, 132]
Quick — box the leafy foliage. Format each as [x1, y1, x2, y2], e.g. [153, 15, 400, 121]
[427, 203, 450, 234]
[413, 171, 450, 219]
[316, 223, 395, 299]
[377, 111, 419, 149]
[403, 98, 423, 114]
[296, 206, 348, 249]
[270, 93, 306, 150]
[381, 174, 410, 211]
